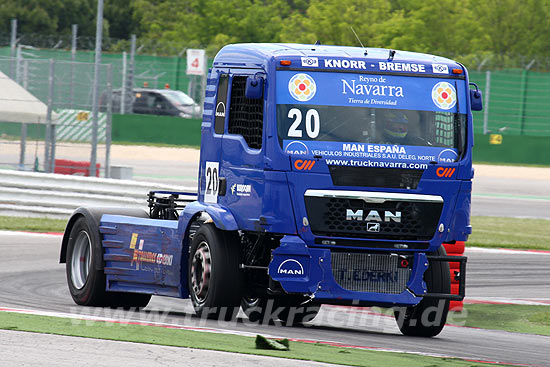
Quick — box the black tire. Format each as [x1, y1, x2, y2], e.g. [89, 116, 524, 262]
[394, 246, 451, 337]
[188, 224, 244, 320]
[66, 216, 152, 309]
[241, 296, 320, 326]
[66, 217, 108, 306]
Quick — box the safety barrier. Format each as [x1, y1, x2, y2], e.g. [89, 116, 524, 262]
[0, 169, 194, 220]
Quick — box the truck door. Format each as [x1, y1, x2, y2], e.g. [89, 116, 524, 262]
[199, 69, 228, 199]
[218, 71, 265, 231]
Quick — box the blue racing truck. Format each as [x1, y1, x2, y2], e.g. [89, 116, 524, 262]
[60, 43, 482, 337]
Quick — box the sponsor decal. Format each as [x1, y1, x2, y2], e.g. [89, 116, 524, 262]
[346, 209, 401, 223]
[335, 269, 400, 283]
[341, 78, 404, 98]
[288, 73, 316, 101]
[284, 140, 309, 155]
[215, 102, 226, 117]
[432, 82, 456, 110]
[277, 70, 467, 113]
[437, 149, 458, 163]
[301, 57, 318, 67]
[294, 159, 316, 171]
[277, 259, 304, 275]
[129, 233, 173, 270]
[230, 183, 252, 197]
[324, 59, 367, 70]
[436, 167, 456, 178]
[379, 62, 426, 73]
[432, 64, 449, 74]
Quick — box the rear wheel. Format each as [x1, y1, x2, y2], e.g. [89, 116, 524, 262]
[66, 217, 108, 306]
[66, 216, 151, 308]
[394, 246, 451, 337]
[188, 224, 244, 320]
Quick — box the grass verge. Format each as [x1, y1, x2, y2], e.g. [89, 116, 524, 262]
[0, 311, 511, 366]
[0, 216, 66, 233]
[460, 304, 550, 336]
[468, 216, 550, 250]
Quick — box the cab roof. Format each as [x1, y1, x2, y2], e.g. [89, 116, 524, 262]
[213, 43, 463, 73]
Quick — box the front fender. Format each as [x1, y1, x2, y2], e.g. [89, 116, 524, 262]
[181, 201, 239, 231]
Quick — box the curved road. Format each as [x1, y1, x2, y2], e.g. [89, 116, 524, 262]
[1, 232, 549, 366]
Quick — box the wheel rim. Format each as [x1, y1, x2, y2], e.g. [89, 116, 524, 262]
[191, 241, 212, 305]
[70, 230, 92, 290]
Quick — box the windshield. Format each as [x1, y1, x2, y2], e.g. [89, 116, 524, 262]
[276, 70, 467, 163]
[162, 90, 195, 105]
[277, 105, 465, 149]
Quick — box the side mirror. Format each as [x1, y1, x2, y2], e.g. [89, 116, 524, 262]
[469, 82, 483, 111]
[245, 75, 264, 99]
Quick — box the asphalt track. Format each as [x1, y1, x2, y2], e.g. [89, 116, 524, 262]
[1, 232, 549, 366]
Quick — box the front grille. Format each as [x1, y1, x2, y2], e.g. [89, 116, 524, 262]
[331, 252, 411, 293]
[305, 196, 442, 240]
[329, 166, 424, 189]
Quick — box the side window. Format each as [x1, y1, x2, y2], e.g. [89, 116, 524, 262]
[228, 76, 264, 149]
[215, 75, 229, 134]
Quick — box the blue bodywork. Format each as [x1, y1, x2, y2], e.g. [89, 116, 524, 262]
[98, 44, 475, 307]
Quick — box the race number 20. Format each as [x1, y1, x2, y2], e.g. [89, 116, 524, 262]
[204, 162, 219, 203]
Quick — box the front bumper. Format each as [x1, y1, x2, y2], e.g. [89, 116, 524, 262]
[268, 235, 466, 307]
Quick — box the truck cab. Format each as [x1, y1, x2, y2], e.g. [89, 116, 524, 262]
[60, 43, 481, 337]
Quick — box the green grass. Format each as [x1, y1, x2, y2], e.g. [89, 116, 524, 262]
[459, 304, 550, 336]
[0, 311, 512, 366]
[468, 216, 550, 250]
[1, 215, 549, 250]
[0, 216, 66, 233]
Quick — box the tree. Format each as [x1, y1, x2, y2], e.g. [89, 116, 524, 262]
[279, 0, 393, 47]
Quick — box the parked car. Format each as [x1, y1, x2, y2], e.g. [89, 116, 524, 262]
[105, 88, 200, 118]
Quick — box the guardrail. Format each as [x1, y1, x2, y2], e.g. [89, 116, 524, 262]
[0, 169, 196, 220]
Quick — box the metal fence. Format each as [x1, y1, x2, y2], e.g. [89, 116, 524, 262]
[0, 57, 113, 177]
[470, 70, 550, 136]
[0, 46, 208, 114]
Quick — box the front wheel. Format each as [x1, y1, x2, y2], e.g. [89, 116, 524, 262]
[188, 224, 244, 320]
[394, 246, 451, 337]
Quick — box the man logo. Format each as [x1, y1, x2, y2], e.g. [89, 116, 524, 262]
[215, 102, 226, 118]
[284, 141, 309, 155]
[437, 149, 458, 163]
[277, 259, 304, 275]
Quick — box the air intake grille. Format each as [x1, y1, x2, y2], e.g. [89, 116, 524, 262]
[305, 197, 442, 240]
[329, 166, 424, 189]
[331, 252, 411, 293]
